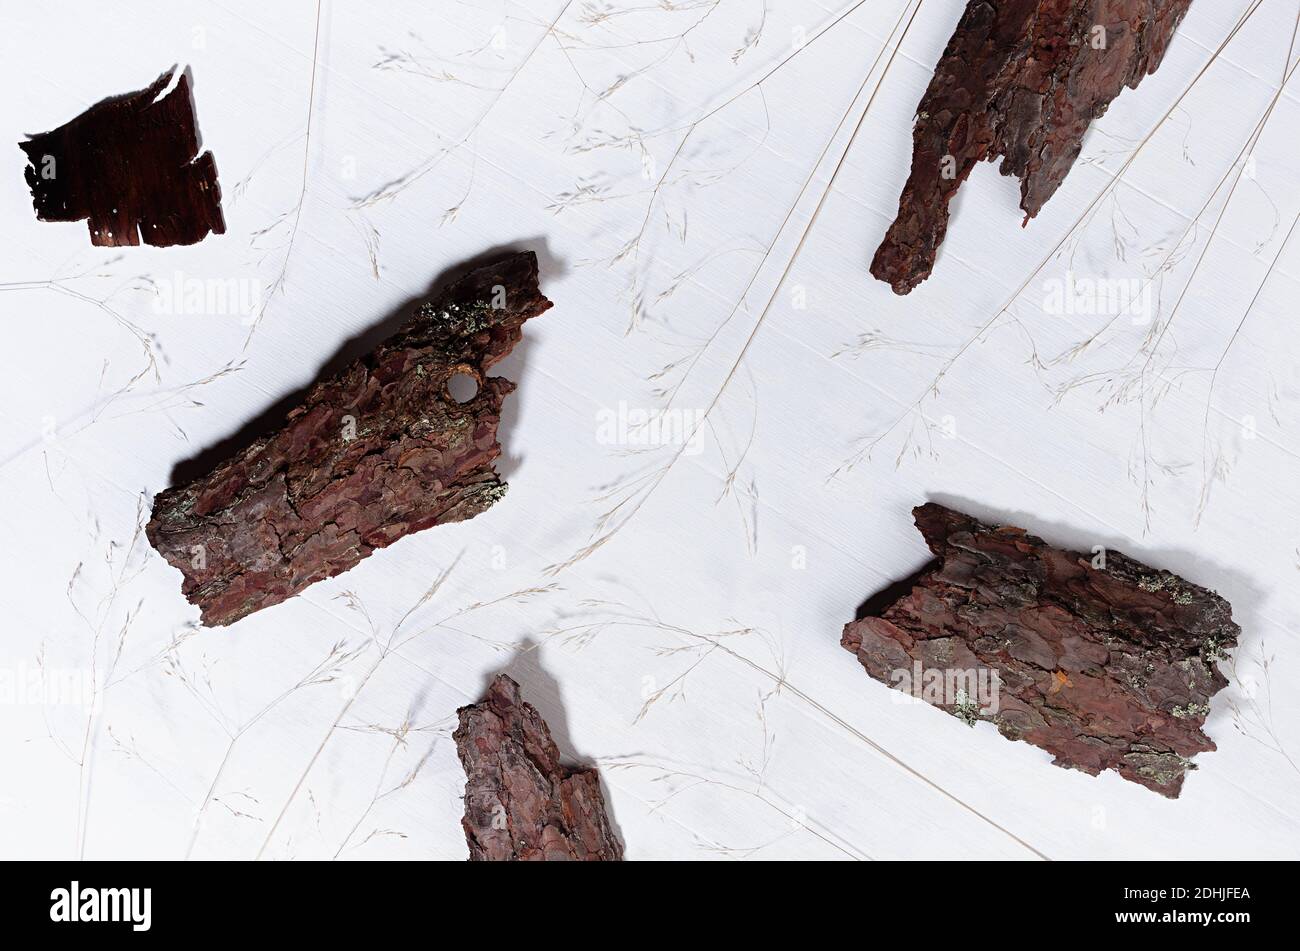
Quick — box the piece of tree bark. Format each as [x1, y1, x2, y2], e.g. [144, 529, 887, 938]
[842, 503, 1237, 797]
[19, 66, 225, 247]
[146, 251, 551, 626]
[454, 674, 623, 861]
[871, 0, 1192, 294]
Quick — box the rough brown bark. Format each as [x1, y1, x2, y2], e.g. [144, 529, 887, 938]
[146, 251, 551, 626]
[19, 66, 225, 247]
[454, 674, 623, 861]
[871, 0, 1193, 294]
[842, 503, 1238, 797]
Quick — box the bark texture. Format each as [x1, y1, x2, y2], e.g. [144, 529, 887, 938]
[19, 67, 225, 247]
[147, 251, 551, 626]
[842, 503, 1237, 797]
[871, 0, 1193, 294]
[454, 674, 623, 861]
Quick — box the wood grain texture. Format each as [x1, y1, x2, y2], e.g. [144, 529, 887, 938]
[19, 66, 225, 247]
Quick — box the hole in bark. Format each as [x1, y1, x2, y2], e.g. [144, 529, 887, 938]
[447, 370, 479, 404]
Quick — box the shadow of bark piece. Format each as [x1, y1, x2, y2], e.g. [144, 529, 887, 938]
[168, 235, 562, 486]
[167, 235, 557, 491]
[453, 672, 624, 861]
[854, 558, 939, 622]
[19, 65, 225, 247]
[842, 502, 1240, 798]
[145, 250, 552, 627]
[870, 0, 1193, 294]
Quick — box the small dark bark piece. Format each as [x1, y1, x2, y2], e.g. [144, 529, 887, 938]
[19, 66, 225, 247]
[146, 251, 551, 626]
[454, 674, 623, 861]
[871, 0, 1193, 293]
[842, 503, 1238, 797]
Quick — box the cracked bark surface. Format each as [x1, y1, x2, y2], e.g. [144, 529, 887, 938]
[19, 66, 224, 247]
[454, 674, 623, 861]
[871, 0, 1193, 294]
[146, 251, 551, 626]
[842, 503, 1238, 797]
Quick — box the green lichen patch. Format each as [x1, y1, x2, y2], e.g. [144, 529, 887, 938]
[417, 298, 495, 337]
[1170, 701, 1211, 720]
[953, 689, 981, 728]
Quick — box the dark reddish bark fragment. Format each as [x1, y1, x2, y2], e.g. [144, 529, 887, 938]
[454, 674, 623, 861]
[147, 251, 551, 626]
[19, 66, 224, 247]
[871, 0, 1192, 293]
[842, 503, 1237, 797]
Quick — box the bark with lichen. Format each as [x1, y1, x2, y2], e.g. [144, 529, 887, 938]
[147, 251, 551, 626]
[843, 502, 1237, 797]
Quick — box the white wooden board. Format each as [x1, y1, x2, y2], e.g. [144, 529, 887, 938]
[1, 0, 1297, 860]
